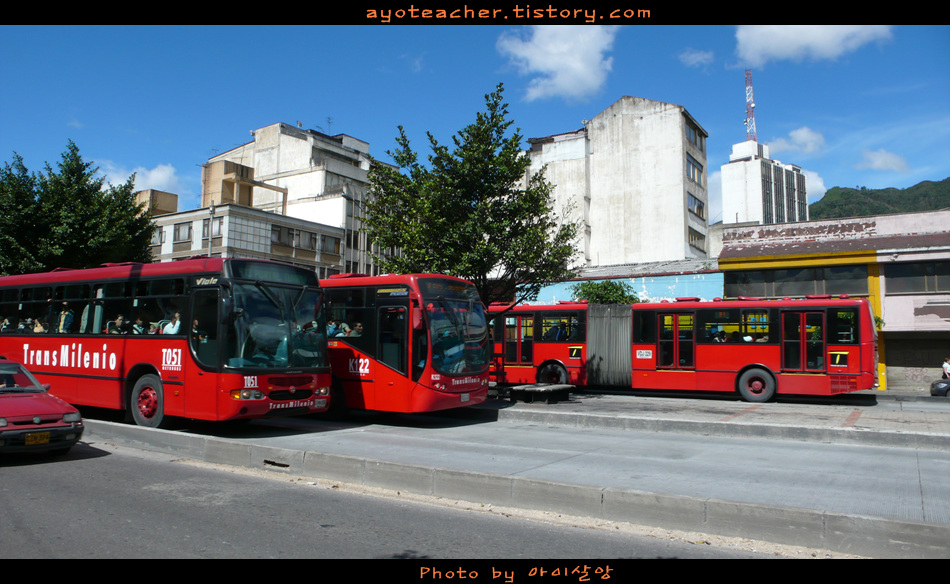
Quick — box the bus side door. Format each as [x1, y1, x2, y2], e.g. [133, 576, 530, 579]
[782, 311, 825, 373]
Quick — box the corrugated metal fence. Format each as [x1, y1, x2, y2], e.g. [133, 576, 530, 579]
[586, 304, 632, 386]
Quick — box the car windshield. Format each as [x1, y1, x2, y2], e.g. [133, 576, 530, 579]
[225, 282, 328, 369]
[421, 281, 489, 376]
[0, 363, 45, 393]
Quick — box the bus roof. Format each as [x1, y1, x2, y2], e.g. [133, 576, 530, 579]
[0, 257, 310, 288]
[488, 296, 869, 312]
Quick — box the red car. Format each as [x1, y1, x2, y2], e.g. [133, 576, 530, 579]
[0, 358, 84, 455]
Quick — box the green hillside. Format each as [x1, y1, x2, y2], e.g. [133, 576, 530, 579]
[809, 177, 950, 220]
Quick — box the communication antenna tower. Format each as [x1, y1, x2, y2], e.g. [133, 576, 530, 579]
[744, 69, 757, 142]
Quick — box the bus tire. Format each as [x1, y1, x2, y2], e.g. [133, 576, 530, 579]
[129, 374, 167, 428]
[737, 368, 775, 402]
[537, 363, 568, 385]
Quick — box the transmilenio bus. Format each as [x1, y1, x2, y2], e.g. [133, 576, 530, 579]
[322, 273, 491, 413]
[488, 295, 878, 402]
[0, 258, 331, 427]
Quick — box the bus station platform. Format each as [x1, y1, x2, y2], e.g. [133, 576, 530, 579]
[82, 386, 950, 559]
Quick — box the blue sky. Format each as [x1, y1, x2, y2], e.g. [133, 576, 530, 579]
[1, 25, 948, 223]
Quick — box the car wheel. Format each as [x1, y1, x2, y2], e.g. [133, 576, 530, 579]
[737, 368, 775, 402]
[130, 374, 167, 428]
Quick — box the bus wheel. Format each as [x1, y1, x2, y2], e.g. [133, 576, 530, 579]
[737, 368, 775, 402]
[130, 374, 166, 428]
[537, 363, 568, 385]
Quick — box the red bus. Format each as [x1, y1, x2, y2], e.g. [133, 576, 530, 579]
[489, 296, 879, 402]
[0, 258, 331, 427]
[321, 273, 491, 413]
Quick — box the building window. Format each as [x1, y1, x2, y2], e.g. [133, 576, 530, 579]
[687, 193, 705, 220]
[686, 123, 705, 152]
[151, 227, 165, 246]
[686, 155, 703, 186]
[885, 261, 950, 294]
[688, 227, 705, 252]
[724, 266, 869, 298]
[173, 222, 192, 243]
[202, 217, 222, 238]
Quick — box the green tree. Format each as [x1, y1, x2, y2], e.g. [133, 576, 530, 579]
[363, 83, 578, 307]
[0, 153, 43, 275]
[569, 280, 639, 304]
[0, 141, 153, 275]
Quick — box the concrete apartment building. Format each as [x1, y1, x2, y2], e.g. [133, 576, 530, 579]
[524, 96, 710, 268]
[721, 139, 809, 225]
[205, 122, 382, 275]
[136, 188, 344, 277]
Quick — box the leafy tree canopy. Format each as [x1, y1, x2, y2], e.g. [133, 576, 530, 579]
[569, 280, 639, 304]
[362, 83, 579, 308]
[0, 140, 154, 275]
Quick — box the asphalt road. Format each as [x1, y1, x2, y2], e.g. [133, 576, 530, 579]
[0, 441, 788, 560]
[67, 389, 950, 559]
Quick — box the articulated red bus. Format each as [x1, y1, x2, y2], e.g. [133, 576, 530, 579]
[0, 258, 331, 427]
[322, 273, 491, 413]
[488, 296, 878, 402]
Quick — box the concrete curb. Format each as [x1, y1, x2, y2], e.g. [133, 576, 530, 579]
[84, 420, 950, 559]
[453, 406, 950, 451]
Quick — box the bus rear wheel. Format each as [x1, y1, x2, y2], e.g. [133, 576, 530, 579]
[129, 374, 167, 428]
[537, 363, 568, 385]
[737, 368, 775, 402]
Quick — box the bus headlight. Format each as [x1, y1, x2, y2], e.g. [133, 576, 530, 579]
[230, 389, 265, 400]
[315, 386, 330, 396]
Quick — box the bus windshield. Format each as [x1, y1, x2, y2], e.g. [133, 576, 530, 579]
[226, 282, 327, 369]
[421, 281, 489, 376]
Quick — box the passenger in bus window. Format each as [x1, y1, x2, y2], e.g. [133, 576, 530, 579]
[0, 317, 11, 332]
[33, 318, 47, 333]
[192, 319, 206, 343]
[349, 322, 363, 337]
[107, 315, 128, 334]
[131, 316, 146, 334]
[163, 312, 181, 335]
[54, 302, 74, 333]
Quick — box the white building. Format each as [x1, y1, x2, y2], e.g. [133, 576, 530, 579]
[525, 96, 709, 267]
[137, 190, 344, 277]
[206, 123, 382, 274]
[721, 140, 808, 225]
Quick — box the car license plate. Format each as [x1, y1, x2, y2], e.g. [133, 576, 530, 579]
[460, 393, 470, 402]
[26, 432, 50, 445]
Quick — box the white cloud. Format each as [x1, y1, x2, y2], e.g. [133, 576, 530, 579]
[735, 25, 893, 68]
[856, 148, 909, 173]
[497, 25, 620, 102]
[768, 126, 826, 156]
[98, 161, 183, 194]
[678, 48, 714, 68]
[803, 170, 827, 203]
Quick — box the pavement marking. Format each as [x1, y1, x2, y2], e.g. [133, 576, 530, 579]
[719, 404, 762, 422]
[842, 409, 862, 428]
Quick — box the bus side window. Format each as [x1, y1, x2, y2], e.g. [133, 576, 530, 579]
[633, 311, 656, 343]
[829, 308, 858, 344]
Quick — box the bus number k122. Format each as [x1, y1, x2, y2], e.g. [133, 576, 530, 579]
[349, 358, 370, 376]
